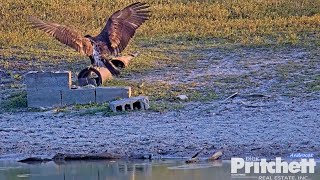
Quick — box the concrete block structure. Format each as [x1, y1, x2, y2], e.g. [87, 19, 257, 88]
[61, 88, 96, 106]
[96, 87, 131, 104]
[25, 71, 131, 108]
[109, 96, 149, 112]
[25, 71, 71, 90]
[27, 89, 62, 108]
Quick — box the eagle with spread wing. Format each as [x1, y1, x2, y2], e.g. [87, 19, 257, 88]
[29, 2, 151, 76]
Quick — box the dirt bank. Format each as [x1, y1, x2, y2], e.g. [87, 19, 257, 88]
[0, 45, 319, 160]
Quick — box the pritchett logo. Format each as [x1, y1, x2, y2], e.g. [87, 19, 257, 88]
[231, 157, 316, 180]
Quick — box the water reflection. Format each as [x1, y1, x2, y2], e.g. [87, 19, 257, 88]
[0, 160, 319, 180]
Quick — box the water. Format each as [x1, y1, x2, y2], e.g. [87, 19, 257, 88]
[0, 160, 319, 180]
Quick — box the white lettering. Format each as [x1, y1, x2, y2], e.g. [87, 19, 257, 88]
[230, 157, 316, 174]
[231, 158, 245, 173]
[289, 162, 301, 173]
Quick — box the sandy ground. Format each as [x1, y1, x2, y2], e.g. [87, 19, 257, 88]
[0, 45, 319, 160]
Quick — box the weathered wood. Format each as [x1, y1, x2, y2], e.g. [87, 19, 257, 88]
[208, 151, 223, 161]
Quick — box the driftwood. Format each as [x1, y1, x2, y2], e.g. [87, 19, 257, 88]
[18, 157, 51, 163]
[185, 148, 204, 163]
[18, 152, 153, 164]
[191, 148, 205, 158]
[185, 158, 200, 164]
[208, 151, 223, 161]
[52, 152, 123, 161]
[185, 148, 223, 163]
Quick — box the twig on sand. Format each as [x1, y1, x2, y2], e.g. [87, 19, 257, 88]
[222, 92, 238, 102]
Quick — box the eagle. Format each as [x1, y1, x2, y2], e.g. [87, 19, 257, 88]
[28, 2, 151, 76]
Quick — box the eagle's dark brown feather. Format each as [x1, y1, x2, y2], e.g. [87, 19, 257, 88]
[28, 16, 93, 56]
[94, 2, 151, 55]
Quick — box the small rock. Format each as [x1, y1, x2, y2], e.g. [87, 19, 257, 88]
[177, 95, 188, 100]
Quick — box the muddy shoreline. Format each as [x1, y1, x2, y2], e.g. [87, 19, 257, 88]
[1, 95, 319, 162]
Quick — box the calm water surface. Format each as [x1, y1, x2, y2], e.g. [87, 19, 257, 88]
[0, 160, 319, 180]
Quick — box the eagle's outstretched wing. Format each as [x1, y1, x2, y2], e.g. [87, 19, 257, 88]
[28, 16, 93, 56]
[94, 2, 151, 55]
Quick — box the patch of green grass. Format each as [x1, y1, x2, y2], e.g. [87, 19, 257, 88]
[78, 105, 116, 116]
[106, 79, 177, 101]
[307, 75, 320, 92]
[1, 0, 319, 51]
[309, 84, 320, 92]
[189, 90, 218, 102]
[107, 78, 218, 103]
[53, 102, 125, 116]
[1, 91, 27, 111]
[149, 101, 185, 113]
[275, 61, 304, 81]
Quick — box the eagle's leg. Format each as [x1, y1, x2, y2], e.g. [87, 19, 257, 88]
[89, 55, 95, 65]
[89, 56, 106, 68]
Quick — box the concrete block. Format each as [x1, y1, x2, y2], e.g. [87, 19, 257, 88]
[95, 87, 131, 104]
[109, 96, 149, 112]
[27, 89, 61, 108]
[25, 71, 71, 90]
[61, 88, 96, 105]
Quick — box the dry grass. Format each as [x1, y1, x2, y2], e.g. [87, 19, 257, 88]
[0, 0, 319, 50]
[1, 0, 319, 71]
